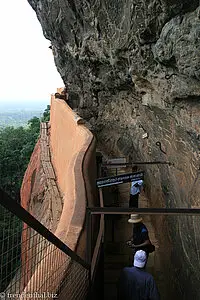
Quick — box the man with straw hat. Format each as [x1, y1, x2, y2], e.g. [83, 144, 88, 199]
[126, 214, 155, 256]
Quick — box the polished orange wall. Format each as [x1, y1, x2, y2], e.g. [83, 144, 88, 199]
[50, 96, 95, 243]
[20, 95, 96, 299]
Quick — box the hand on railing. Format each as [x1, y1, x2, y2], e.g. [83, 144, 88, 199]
[126, 240, 136, 249]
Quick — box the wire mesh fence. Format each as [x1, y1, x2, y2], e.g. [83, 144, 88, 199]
[0, 200, 90, 300]
[0, 203, 22, 294]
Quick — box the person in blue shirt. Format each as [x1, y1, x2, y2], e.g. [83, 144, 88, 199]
[127, 214, 154, 257]
[118, 250, 160, 300]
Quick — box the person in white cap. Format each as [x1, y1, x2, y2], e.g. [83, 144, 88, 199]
[118, 250, 160, 300]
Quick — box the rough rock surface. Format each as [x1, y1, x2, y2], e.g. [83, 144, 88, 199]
[28, 1, 200, 298]
[21, 123, 63, 232]
[20, 123, 63, 288]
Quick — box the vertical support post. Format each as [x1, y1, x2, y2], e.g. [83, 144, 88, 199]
[99, 188, 104, 207]
[99, 162, 102, 178]
[99, 188, 104, 242]
[86, 209, 92, 265]
[115, 168, 119, 206]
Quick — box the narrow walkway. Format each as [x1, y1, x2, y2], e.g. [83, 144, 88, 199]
[39, 122, 63, 231]
[30, 122, 63, 232]
[140, 194, 176, 299]
[103, 181, 168, 300]
[139, 194, 161, 288]
[103, 167, 131, 300]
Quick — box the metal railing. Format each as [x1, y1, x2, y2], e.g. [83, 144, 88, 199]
[88, 207, 200, 215]
[86, 206, 200, 300]
[0, 189, 90, 300]
[101, 161, 173, 167]
[90, 189, 104, 280]
[85, 205, 200, 277]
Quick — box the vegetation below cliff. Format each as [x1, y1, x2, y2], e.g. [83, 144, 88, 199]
[0, 105, 50, 200]
[0, 106, 50, 292]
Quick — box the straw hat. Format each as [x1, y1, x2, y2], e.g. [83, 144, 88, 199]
[128, 214, 142, 223]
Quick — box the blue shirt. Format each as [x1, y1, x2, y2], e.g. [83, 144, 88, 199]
[132, 223, 150, 254]
[133, 223, 149, 245]
[118, 266, 160, 300]
[130, 180, 143, 195]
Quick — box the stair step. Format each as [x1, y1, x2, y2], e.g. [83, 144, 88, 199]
[104, 269, 121, 283]
[104, 254, 130, 263]
[104, 262, 129, 270]
[105, 242, 132, 255]
[104, 283, 118, 300]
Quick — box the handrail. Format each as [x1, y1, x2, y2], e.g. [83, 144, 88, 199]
[0, 188, 90, 270]
[88, 207, 200, 215]
[102, 161, 173, 166]
[91, 188, 104, 279]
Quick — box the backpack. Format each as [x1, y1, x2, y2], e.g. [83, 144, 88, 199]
[147, 243, 155, 253]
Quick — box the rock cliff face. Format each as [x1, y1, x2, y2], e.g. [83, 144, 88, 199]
[28, 1, 200, 298]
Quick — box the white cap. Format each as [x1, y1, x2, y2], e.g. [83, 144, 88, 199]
[134, 250, 147, 268]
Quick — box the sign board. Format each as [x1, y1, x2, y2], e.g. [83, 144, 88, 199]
[96, 171, 144, 188]
[106, 157, 127, 169]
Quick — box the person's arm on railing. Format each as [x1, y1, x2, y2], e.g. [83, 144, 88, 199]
[126, 237, 151, 249]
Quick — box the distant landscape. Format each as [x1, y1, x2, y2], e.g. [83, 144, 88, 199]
[0, 110, 44, 128]
[0, 101, 49, 127]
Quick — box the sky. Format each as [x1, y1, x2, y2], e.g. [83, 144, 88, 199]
[0, 0, 63, 108]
